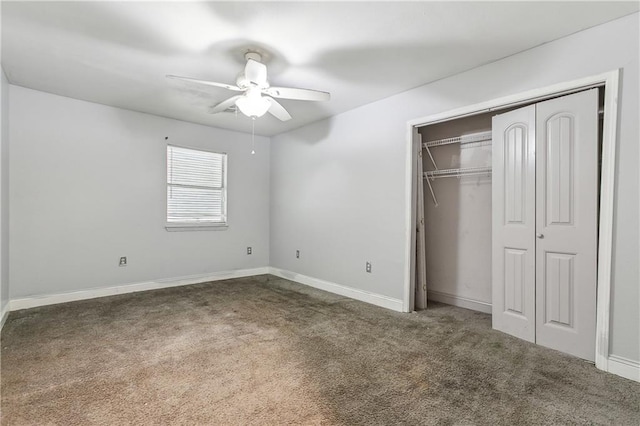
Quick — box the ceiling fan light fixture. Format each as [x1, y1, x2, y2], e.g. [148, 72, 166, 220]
[170, 53, 329, 122]
[235, 91, 270, 118]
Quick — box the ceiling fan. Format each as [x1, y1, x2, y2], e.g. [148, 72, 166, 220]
[167, 52, 330, 121]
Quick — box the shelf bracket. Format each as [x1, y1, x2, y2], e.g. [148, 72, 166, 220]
[425, 175, 438, 207]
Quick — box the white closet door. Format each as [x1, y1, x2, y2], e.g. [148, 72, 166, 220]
[535, 89, 598, 361]
[492, 105, 536, 342]
[415, 135, 427, 310]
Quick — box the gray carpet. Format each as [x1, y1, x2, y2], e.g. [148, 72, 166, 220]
[1, 275, 639, 425]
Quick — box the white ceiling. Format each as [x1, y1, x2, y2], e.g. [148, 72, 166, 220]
[2, 2, 638, 136]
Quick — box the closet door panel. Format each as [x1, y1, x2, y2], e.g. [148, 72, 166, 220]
[492, 105, 536, 342]
[504, 125, 527, 224]
[543, 251, 575, 327]
[535, 89, 598, 361]
[504, 248, 527, 315]
[545, 114, 575, 225]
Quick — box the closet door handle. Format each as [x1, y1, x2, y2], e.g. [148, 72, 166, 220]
[536, 233, 544, 239]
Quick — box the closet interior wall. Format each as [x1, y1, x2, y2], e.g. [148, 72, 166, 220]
[419, 112, 495, 313]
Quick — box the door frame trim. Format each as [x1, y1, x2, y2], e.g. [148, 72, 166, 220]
[403, 69, 620, 373]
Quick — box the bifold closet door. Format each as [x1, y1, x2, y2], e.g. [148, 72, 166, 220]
[535, 89, 598, 361]
[492, 105, 537, 343]
[415, 132, 427, 310]
[492, 89, 598, 361]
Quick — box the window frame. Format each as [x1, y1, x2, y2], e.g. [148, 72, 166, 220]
[165, 144, 228, 232]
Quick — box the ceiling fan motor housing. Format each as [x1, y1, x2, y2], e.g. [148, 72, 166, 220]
[236, 73, 267, 90]
[236, 53, 268, 89]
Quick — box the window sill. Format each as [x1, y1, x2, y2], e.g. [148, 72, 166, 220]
[165, 223, 228, 232]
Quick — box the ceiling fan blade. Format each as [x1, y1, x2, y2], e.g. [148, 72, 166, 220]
[166, 75, 242, 92]
[209, 95, 243, 114]
[266, 97, 292, 121]
[264, 86, 330, 102]
[244, 59, 268, 86]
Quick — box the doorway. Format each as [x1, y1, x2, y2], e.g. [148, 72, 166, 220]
[403, 70, 620, 371]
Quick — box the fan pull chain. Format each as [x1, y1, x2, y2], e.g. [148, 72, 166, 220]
[251, 117, 256, 155]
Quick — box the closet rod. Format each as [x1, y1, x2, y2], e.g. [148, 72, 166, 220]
[423, 130, 492, 148]
[424, 166, 492, 180]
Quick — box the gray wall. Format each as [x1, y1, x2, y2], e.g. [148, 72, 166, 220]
[9, 86, 270, 299]
[270, 13, 639, 362]
[0, 68, 9, 317]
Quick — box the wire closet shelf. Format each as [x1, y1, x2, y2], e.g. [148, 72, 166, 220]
[424, 166, 492, 180]
[422, 130, 492, 148]
[421, 130, 493, 206]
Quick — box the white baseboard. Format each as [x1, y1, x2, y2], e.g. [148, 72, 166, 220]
[10, 267, 270, 311]
[427, 290, 492, 314]
[268, 267, 404, 312]
[608, 355, 640, 382]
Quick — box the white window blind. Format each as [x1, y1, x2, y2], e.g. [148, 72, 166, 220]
[167, 145, 227, 226]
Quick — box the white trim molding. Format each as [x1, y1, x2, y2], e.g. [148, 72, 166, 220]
[10, 267, 269, 311]
[269, 267, 404, 312]
[404, 69, 621, 375]
[607, 355, 640, 382]
[0, 304, 9, 330]
[594, 70, 620, 372]
[427, 290, 492, 314]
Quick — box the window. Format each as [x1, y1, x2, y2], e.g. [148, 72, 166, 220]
[166, 145, 227, 230]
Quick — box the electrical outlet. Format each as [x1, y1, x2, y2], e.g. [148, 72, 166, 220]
[296, 250, 300, 259]
[119, 256, 127, 267]
[247, 247, 252, 255]
[366, 261, 372, 273]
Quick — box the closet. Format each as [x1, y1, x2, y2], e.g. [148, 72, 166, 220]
[418, 89, 602, 362]
[418, 112, 495, 314]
